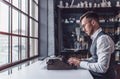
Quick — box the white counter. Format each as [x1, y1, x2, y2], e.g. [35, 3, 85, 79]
[0, 60, 93, 79]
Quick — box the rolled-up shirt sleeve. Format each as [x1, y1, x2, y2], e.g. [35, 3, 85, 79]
[80, 35, 115, 73]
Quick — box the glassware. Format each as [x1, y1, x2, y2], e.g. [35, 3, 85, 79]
[80, 2, 84, 8]
[89, 2, 92, 8]
[116, 1, 120, 7]
[84, 1, 88, 8]
[65, 2, 69, 8]
[107, 1, 111, 7]
[101, 0, 108, 7]
[93, 3, 97, 8]
[58, 0, 64, 8]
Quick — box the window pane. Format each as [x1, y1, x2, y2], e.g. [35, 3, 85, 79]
[30, 19, 38, 37]
[34, 4, 38, 20]
[21, 13, 28, 35]
[35, 22, 38, 37]
[0, 2, 9, 32]
[34, 39, 38, 56]
[12, 9, 19, 34]
[30, 38, 34, 57]
[12, 36, 19, 62]
[34, 0, 38, 4]
[21, 37, 27, 59]
[0, 35, 9, 66]
[30, 38, 38, 57]
[30, 0, 38, 20]
[21, 0, 28, 13]
[30, 19, 33, 37]
[30, 0, 33, 17]
[12, 0, 18, 8]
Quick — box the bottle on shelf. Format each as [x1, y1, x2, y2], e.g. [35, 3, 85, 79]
[88, 2, 92, 8]
[116, 40, 120, 50]
[115, 51, 120, 61]
[80, 2, 84, 8]
[97, 3, 100, 8]
[116, 1, 120, 7]
[93, 3, 97, 8]
[77, 3, 80, 8]
[65, 2, 69, 8]
[101, 0, 108, 7]
[58, 0, 64, 8]
[84, 1, 88, 8]
[107, 1, 111, 7]
[64, 19, 69, 24]
[117, 27, 120, 35]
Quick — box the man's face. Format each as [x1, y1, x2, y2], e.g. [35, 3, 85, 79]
[81, 17, 94, 36]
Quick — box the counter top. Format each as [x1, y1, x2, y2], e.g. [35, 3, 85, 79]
[0, 59, 93, 79]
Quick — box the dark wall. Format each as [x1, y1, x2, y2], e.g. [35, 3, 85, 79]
[39, 0, 48, 58]
[54, 0, 120, 55]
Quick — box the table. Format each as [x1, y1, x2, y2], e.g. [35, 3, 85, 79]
[0, 60, 93, 79]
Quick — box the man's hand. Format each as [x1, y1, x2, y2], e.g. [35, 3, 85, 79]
[68, 57, 80, 67]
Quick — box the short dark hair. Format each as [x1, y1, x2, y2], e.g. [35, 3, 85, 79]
[80, 11, 99, 23]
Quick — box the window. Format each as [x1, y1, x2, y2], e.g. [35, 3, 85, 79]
[0, 1, 9, 32]
[0, 0, 39, 70]
[12, 0, 18, 8]
[30, 38, 38, 57]
[30, 19, 38, 37]
[12, 9, 19, 34]
[21, 0, 28, 14]
[12, 36, 19, 62]
[21, 37, 28, 59]
[30, 0, 38, 20]
[21, 13, 28, 35]
[0, 35, 9, 66]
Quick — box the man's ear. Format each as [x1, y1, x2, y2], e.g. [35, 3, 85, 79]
[91, 19, 96, 26]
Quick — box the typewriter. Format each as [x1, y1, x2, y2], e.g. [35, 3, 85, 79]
[46, 49, 88, 70]
[46, 58, 77, 70]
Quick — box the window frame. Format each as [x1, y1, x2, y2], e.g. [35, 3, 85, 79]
[0, 0, 39, 70]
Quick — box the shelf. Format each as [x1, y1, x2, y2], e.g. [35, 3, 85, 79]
[100, 22, 117, 28]
[116, 61, 120, 64]
[58, 7, 119, 14]
[115, 49, 120, 51]
[62, 21, 120, 28]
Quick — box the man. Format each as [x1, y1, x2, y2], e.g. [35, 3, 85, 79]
[68, 11, 115, 79]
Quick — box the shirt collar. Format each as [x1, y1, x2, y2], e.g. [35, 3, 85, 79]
[91, 28, 102, 42]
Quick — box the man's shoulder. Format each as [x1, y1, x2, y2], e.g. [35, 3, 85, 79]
[97, 34, 115, 44]
[98, 34, 110, 40]
[98, 31, 113, 40]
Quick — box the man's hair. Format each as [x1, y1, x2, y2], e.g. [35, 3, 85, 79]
[80, 11, 99, 23]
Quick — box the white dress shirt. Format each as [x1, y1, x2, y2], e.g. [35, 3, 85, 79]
[80, 28, 115, 73]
